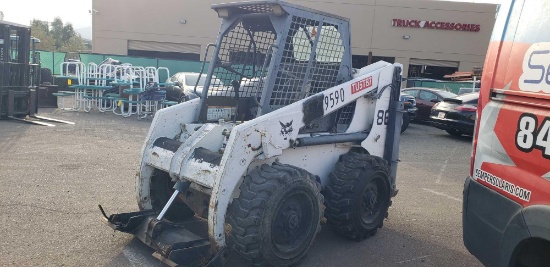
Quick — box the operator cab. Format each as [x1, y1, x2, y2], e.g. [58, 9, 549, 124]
[197, 1, 354, 133]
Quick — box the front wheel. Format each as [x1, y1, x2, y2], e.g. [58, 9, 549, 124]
[324, 152, 391, 240]
[228, 163, 322, 266]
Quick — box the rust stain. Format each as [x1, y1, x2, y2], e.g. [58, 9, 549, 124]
[248, 143, 262, 151]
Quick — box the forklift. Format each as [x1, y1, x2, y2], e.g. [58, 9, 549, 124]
[0, 21, 72, 126]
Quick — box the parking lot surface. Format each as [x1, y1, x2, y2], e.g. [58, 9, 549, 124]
[0, 109, 481, 267]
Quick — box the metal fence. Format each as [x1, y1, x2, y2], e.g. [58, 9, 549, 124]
[36, 51, 209, 82]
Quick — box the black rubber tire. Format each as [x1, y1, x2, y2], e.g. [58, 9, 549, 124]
[228, 162, 322, 267]
[515, 240, 550, 267]
[40, 68, 53, 84]
[445, 129, 463, 137]
[401, 113, 410, 133]
[149, 169, 195, 220]
[324, 152, 391, 241]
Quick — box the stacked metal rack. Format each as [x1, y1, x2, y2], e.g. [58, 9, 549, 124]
[53, 59, 175, 119]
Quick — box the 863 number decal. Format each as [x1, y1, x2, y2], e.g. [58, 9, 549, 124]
[516, 113, 550, 159]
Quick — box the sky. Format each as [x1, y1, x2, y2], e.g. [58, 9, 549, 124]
[1, 0, 503, 29]
[1, 0, 92, 29]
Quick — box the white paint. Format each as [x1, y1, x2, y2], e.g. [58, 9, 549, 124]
[249, 143, 352, 187]
[361, 64, 399, 157]
[422, 188, 463, 202]
[473, 93, 516, 176]
[136, 99, 200, 211]
[519, 42, 550, 93]
[345, 97, 376, 133]
[396, 255, 430, 264]
[436, 147, 457, 184]
[145, 146, 174, 172]
[436, 159, 448, 184]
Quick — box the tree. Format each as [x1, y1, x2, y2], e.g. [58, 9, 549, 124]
[50, 17, 64, 49]
[29, 17, 87, 52]
[60, 35, 86, 52]
[30, 20, 55, 51]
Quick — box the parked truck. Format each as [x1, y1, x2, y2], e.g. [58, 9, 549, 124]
[463, 1, 550, 266]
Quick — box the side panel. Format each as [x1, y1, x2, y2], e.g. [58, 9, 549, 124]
[474, 0, 550, 208]
[522, 205, 550, 242]
[466, 0, 550, 266]
[248, 144, 351, 187]
[463, 176, 529, 267]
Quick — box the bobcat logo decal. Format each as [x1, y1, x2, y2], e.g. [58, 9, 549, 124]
[279, 120, 293, 140]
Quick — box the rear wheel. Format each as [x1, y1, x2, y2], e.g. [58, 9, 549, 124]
[228, 163, 322, 266]
[324, 152, 391, 240]
[515, 239, 550, 267]
[40, 68, 53, 84]
[445, 129, 463, 137]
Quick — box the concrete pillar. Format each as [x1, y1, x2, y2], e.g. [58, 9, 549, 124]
[395, 57, 410, 88]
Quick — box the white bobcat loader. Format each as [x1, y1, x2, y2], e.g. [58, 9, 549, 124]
[101, 1, 404, 266]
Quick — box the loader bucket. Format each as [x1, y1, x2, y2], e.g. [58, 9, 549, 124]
[100, 206, 228, 266]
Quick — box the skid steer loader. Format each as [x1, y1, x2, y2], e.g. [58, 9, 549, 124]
[101, 1, 403, 266]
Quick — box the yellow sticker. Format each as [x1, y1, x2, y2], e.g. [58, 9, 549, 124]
[118, 100, 122, 107]
[67, 79, 72, 85]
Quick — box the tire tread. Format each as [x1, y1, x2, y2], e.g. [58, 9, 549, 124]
[324, 152, 390, 240]
[228, 162, 322, 266]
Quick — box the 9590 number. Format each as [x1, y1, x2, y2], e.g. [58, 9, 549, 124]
[324, 88, 345, 111]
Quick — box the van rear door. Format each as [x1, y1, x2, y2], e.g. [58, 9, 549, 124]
[464, 1, 550, 266]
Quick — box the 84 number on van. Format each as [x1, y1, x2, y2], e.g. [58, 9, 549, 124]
[516, 113, 550, 159]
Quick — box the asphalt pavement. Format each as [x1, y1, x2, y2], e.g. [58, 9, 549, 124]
[0, 109, 481, 267]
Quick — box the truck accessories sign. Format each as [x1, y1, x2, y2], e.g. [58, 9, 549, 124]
[392, 19, 480, 32]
